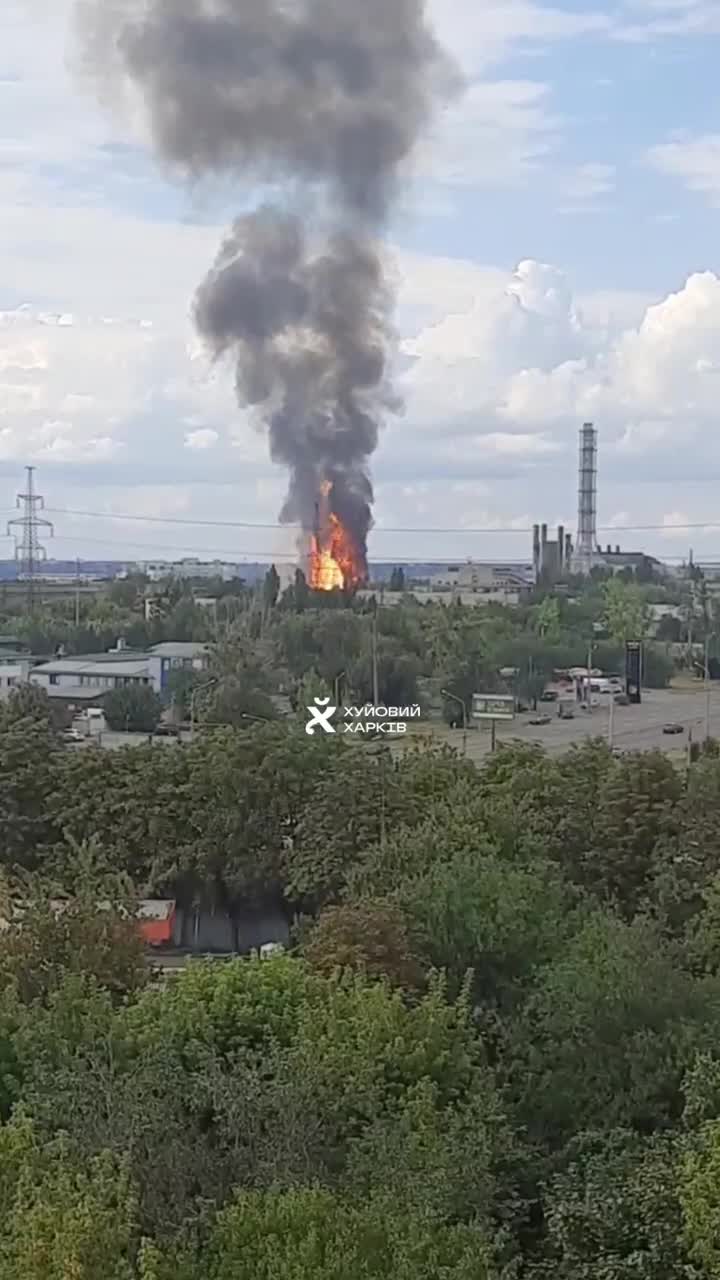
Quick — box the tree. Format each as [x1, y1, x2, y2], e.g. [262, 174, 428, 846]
[0, 889, 148, 1005]
[535, 1129, 688, 1279]
[263, 565, 281, 611]
[194, 1188, 500, 1280]
[533, 597, 561, 640]
[0, 1121, 138, 1280]
[400, 848, 578, 1009]
[302, 898, 425, 991]
[680, 1119, 720, 1274]
[508, 912, 720, 1144]
[103, 686, 162, 733]
[602, 578, 650, 645]
[0, 695, 58, 869]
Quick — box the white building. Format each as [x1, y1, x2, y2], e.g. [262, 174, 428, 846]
[138, 558, 242, 583]
[429, 562, 534, 594]
[0, 653, 35, 700]
[29, 642, 210, 701]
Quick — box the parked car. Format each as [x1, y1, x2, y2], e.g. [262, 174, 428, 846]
[662, 723, 684, 735]
[153, 723, 181, 738]
[539, 690, 558, 702]
[62, 727, 83, 743]
[529, 715, 551, 726]
[614, 693, 630, 706]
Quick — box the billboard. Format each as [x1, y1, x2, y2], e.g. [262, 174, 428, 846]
[625, 642, 642, 704]
[472, 693, 515, 721]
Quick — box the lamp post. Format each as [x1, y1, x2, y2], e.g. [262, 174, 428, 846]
[441, 689, 467, 756]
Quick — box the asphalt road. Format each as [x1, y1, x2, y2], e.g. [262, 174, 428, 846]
[421, 686, 718, 763]
[65, 686, 717, 763]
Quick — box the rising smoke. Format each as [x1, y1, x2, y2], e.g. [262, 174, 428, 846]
[74, 0, 455, 577]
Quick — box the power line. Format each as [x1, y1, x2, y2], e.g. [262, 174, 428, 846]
[42, 505, 720, 536]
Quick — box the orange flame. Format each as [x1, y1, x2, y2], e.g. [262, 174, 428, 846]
[309, 511, 364, 592]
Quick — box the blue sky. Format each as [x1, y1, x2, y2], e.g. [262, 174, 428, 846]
[3, 0, 720, 567]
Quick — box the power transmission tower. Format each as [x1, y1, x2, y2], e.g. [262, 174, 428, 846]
[7, 466, 53, 609]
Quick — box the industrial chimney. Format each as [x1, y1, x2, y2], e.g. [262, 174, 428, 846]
[575, 423, 597, 574]
[532, 524, 541, 580]
[557, 524, 565, 573]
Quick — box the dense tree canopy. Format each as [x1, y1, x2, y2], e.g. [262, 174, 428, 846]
[2, 604, 720, 1276]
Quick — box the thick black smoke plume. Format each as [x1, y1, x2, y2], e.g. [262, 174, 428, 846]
[75, 0, 454, 573]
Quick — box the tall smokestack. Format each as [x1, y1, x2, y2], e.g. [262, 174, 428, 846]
[532, 524, 541, 578]
[575, 423, 597, 575]
[72, 0, 457, 585]
[557, 524, 565, 572]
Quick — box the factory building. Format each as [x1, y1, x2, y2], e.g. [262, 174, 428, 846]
[532, 523, 573, 583]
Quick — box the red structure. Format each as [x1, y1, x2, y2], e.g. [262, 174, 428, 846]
[137, 900, 176, 947]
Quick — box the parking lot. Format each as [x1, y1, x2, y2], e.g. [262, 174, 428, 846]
[407, 685, 720, 764]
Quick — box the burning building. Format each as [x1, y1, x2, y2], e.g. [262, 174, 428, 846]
[73, 0, 457, 591]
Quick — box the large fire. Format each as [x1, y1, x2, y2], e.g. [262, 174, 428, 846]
[309, 512, 363, 591]
[309, 484, 365, 591]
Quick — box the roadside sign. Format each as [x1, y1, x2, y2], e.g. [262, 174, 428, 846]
[472, 693, 515, 721]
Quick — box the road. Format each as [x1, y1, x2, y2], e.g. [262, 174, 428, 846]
[65, 686, 718, 763]
[403, 686, 720, 764]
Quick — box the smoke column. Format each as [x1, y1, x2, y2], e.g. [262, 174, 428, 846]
[74, 0, 454, 579]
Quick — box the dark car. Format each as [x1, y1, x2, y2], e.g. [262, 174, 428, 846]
[153, 723, 181, 738]
[614, 693, 630, 706]
[529, 715, 551, 726]
[539, 690, 558, 702]
[662, 723, 684, 735]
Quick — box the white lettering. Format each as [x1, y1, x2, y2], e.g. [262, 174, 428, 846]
[409, 705, 421, 718]
[397, 722, 408, 734]
[343, 706, 362, 719]
[375, 706, 388, 719]
[387, 707, 399, 718]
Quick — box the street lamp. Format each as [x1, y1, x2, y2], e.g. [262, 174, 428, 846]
[190, 676, 219, 741]
[441, 689, 467, 756]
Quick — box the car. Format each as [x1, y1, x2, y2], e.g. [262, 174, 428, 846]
[662, 723, 684, 735]
[62, 727, 83, 743]
[539, 690, 558, 702]
[529, 715, 551, 726]
[614, 693, 630, 706]
[153, 723, 181, 738]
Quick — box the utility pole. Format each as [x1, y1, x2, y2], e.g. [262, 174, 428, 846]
[7, 466, 53, 611]
[705, 631, 712, 742]
[608, 690, 614, 748]
[371, 604, 379, 708]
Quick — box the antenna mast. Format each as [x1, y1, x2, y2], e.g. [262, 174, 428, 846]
[7, 466, 53, 608]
